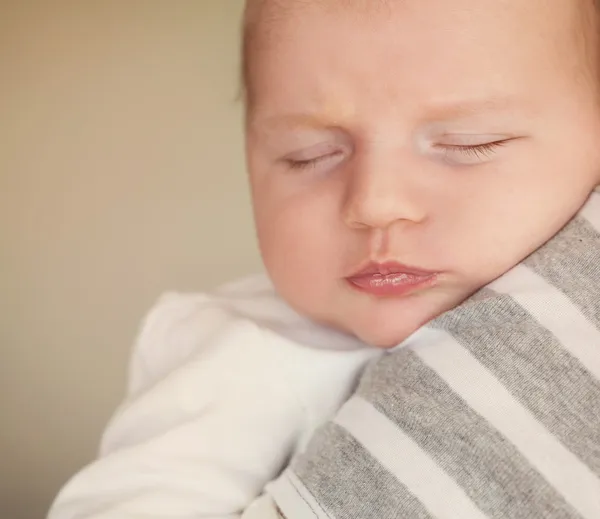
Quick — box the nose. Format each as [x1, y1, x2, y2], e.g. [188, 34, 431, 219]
[342, 152, 427, 230]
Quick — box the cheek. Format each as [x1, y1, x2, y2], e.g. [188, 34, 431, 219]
[441, 173, 591, 285]
[253, 188, 344, 296]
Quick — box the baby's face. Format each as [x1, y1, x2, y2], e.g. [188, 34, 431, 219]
[245, 0, 600, 347]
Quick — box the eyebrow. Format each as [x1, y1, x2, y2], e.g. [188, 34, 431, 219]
[250, 113, 342, 134]
[421, 94, 528, 121]
[251, 94, 527, 132]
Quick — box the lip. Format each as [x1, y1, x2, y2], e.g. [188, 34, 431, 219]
[346, 261, 439, 298]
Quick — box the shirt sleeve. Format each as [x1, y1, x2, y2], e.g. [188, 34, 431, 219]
[48, 293, 309, 519]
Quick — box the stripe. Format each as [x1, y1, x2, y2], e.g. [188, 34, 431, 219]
[433, 276, 600, 479]
[411, 328, 600, 519]
[287, 422, 435, 519]
[335, 397, 489, 519]
[523, 216, 600, 330]
[489, 264, 600, 381]
[358, 346, 585, 519]
[270, 471, 329, 519]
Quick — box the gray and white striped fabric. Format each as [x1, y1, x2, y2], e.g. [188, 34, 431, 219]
[271, 192, 600, 519]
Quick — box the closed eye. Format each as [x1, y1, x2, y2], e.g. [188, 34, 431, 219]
[285, 149, 346, 171]
[444, 140, 507, 157]
[435, 139, 513, 165]
[285, 138, 512, 170]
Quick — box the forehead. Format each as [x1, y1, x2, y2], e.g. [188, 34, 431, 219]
[247, 0, 590, 48]
[246, 0, 594, 118]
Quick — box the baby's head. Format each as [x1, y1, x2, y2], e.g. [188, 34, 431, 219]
[243, 0, 600, 347]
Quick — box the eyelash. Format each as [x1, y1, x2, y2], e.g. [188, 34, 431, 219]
[286, 141, 508, 170]
[437, 140, 509, 161]
[286, 150, 346, 170]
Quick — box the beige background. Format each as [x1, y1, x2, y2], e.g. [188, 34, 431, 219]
[0, 2, 261, 518]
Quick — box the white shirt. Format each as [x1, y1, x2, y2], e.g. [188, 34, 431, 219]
[48, 275, 379, 519]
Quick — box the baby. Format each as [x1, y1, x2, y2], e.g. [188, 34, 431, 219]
[49, 0, 600, 518]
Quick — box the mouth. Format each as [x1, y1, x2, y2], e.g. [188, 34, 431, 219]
[346, 261, 439, 298]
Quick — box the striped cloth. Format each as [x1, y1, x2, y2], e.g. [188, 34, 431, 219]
[271, 192, 600, 519]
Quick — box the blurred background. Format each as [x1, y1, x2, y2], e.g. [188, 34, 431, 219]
[0, 2, 262, 517]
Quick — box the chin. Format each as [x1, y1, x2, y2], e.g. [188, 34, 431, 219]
[347, 301, 449, 349]
[351, 322, 416, 349]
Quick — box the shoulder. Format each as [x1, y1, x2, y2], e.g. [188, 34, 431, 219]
[128, 274, 369, 394]
[128, 274, 278, 389]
